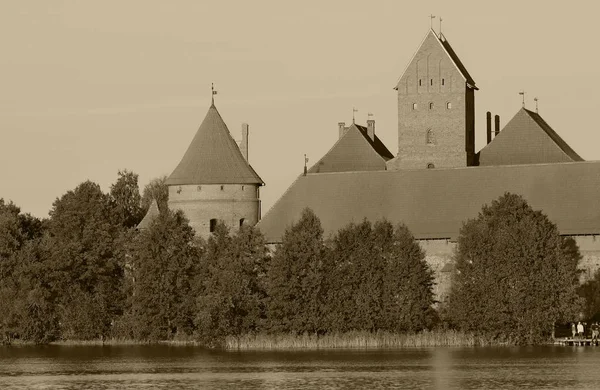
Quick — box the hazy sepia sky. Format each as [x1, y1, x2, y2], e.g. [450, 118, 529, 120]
[2, 1, 599, 218]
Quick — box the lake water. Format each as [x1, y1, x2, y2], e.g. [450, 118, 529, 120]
[1, 345, 600, 389]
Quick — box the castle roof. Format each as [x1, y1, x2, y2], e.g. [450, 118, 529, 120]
[257, 161, 600, 243]
[479, 108, 584, 166]
[396, 30, 477, 90]
[308, 123, 394, 173]
[166, 103, 264, 186]
[137, 199, 160, 230]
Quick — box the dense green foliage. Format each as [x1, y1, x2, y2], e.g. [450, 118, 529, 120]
[447, 193, 582, 345]
[0, 183, 592, 347]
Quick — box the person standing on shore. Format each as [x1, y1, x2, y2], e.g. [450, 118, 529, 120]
[577, 322, 584, 338]
[572, 323, 577, 339]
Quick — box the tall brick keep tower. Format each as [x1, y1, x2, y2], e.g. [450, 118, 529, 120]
[387, 29, 477, 170]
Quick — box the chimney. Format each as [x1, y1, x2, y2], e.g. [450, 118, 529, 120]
[367, 118, 375, 140]
[241, 123, 249, 162]
[494, 115, 500, 137]
[486, 111, 492, 144]
[338, 122, 346, 139]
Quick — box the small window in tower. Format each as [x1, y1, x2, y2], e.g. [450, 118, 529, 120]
[220, 185, 224, 191]
[426, 129, 435, 145]
[419, 79, 422, 86]
[427, 163, 435, 169]
[429, 102, 434, 110]
[197, 185, 202, 191]
[177, 186, 182, 194]
[239, 218, 245, 227]
[241, 185, 244, 191]
[412, 103, 417, 110]
[430, 79, 433, 86]
[209, 219, 217, 233]
[442, 78, 445, 86]
[446, 102, 452, 109]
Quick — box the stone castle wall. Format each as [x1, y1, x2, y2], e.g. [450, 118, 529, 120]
[423, 235, 600, 304]
[168, 183, 261, 238]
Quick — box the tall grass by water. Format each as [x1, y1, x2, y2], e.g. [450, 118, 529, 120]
[225, 329, 495, 350]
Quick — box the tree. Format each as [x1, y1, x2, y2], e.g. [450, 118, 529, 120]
[47, 181, 127, 340]
[128, 209, 202, 340]
[141, 175, 169, 214]
[448, 193, 582, 345]
[265, 208, 325, 333]
[110, 170, 143, 228]
[380, 223, 435, 332]
[195, 223, 268, 345]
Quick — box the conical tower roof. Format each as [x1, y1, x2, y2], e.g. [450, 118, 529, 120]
[166, 103, 264, 186]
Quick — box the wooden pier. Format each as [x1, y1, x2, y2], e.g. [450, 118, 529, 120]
[557, 338, 600, 346]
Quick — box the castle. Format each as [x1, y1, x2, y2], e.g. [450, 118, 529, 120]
[144, 28, 600, 303]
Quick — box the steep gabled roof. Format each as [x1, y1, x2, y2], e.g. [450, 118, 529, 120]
[257, 161, 600, 243]
[166, 103, 264, 186]
[137, 199, 160, 230]
[395, 29, 477, 90]
[479, 108, 584, 166]
[308, 123, 393, 174]
[438, 33, 477, 88]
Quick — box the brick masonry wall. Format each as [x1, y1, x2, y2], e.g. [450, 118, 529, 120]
[387, 32, 472, 171]
[422, 235, 600, 305]
[168, 183, 261, 238]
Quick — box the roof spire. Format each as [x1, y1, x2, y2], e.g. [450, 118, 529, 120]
[352, 107, 358, 124]
[439, 17, 443, 37]
[534, 97, 539, 113]
[430, 14, 436, 31]
[303, 154, 309, 176]
[211, 83, 218, 106]
[519, 90, 526, 107]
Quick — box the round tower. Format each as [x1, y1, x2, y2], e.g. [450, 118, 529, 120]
[166, 100, 264, 237]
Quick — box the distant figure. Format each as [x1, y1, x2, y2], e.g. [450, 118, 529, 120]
[572, 323, 577, 339]
[593, 323, 599, 340]
[577, 321, 584, 338]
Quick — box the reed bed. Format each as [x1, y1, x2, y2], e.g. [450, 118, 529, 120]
[50, 338, 200, 346]
[225, 330, 494, 350]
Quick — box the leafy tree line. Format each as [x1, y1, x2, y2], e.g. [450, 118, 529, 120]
[0, 173, 591, 346]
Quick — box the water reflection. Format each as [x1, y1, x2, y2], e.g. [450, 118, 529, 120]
[1, 345, 600, 389]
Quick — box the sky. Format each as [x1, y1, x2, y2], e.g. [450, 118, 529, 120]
[2, 1, 600, 218]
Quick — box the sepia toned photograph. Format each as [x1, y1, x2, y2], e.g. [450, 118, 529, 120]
[1, 1, 600, 388]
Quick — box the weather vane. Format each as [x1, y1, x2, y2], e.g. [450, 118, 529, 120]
[439, 17, 443, 36]
[534, 97, 539, 113]
[519, 90, 526, 107]
[211, 83, 218, 105]
[430, 14, 436, 30]
[353, 107, 358, 123]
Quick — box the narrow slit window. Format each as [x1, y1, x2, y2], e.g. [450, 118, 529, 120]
[197, 185, 202, 191]
[209, 219, 217, 233]
[239, 218, 245, 227]
[419, 79, 422, 86]
[430, 79, 433, 86]
[220, 185, 224, 191]
[412, 103, 417, 110]
[241, 185, 244, 191]
[429, 102, 434, 110]
[446, 102, 452, 109]
[442, 78, 445, 86]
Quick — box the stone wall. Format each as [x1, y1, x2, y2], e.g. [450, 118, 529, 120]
[422, 235, 600, 304]
[168, 183, 261, 238]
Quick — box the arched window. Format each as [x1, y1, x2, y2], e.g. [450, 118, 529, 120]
[241, 185, 245, 191]
[209, 219, 217, 233]
[446, 102, 452, 109]
[429, 102, 434, 110]
[239, 218, 245, 227]
[412, 103, 417, 110]
[427, 163, 435, 169]
[426, 129, 435, 145]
